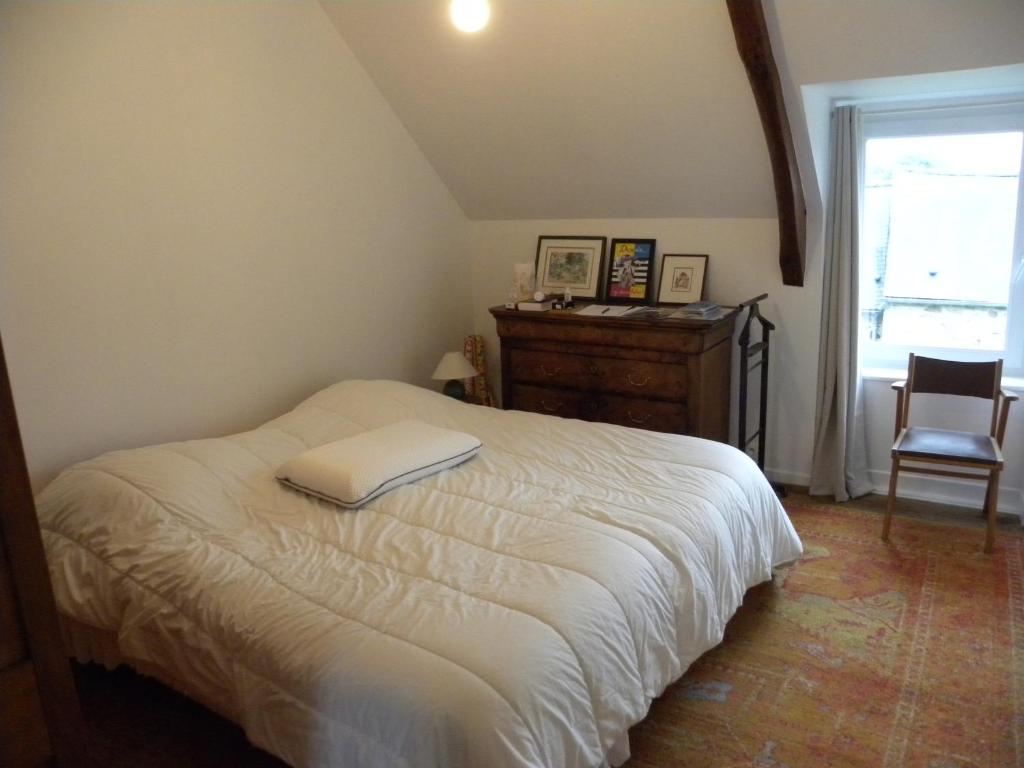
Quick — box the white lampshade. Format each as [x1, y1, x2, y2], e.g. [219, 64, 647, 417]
[432, 351, 479, 381]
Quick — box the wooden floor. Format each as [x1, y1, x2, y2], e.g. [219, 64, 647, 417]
[72, 491, 1022, 767]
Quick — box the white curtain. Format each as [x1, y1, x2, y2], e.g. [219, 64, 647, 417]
[809, 105, 873, 501]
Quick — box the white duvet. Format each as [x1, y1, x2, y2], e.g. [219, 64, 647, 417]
[37, 379, 802, 768]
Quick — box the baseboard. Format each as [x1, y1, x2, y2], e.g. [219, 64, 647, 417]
[865, 469, 1024, 520]
[764, 466, 1024, 523]
[765, 467, 811, 488]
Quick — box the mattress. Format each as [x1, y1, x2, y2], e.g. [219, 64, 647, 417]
[37, 379, 803, 768]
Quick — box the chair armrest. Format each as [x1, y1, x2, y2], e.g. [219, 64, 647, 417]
[891, 381, 907, 440]
[997, 389, 1018, 446]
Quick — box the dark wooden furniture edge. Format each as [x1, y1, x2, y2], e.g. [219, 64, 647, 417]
[489, 304, 742, 331]
[725, 0, 807, 287]
[0, 332, 94, 766]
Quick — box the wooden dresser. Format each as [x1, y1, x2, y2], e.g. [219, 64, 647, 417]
[490, 305, 740, 442]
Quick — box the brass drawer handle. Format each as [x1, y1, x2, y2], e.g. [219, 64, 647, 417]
[626, 373, 651, 387]
[538, 364, 561, 378]
[627, 410, 652, 425]
[540, 400, 562, 413]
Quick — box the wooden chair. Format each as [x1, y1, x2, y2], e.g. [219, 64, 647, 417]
[882, 354, 1018, 553]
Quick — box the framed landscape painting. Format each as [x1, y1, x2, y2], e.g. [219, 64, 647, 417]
[535, 236, 607, 299]
[604, 238, 656, 304]
[658, 254, 708, 305]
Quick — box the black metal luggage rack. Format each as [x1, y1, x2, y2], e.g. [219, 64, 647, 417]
[735, 293, 785, 497]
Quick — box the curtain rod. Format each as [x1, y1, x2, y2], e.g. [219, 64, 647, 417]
[834, 95, 1024, 117]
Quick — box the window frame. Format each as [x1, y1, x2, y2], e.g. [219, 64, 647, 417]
[857, 99, 1024, 375]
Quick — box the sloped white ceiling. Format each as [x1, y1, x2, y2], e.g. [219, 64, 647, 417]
[775, 0, 1024, 87]
[321, 0, 775, 220]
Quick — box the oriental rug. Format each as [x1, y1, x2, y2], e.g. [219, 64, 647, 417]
[627, 502, 1024, 768]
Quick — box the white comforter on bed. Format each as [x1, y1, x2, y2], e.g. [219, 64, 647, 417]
[37, 379, 802, 768]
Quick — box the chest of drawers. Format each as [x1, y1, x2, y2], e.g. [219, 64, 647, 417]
[490, 305, 739, 441]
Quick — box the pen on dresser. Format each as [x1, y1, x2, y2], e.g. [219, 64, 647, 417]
[601, 307, 609, 314]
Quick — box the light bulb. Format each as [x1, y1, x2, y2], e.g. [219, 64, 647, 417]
[450, 0, 490, 33]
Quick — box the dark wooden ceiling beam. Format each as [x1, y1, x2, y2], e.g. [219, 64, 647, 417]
[726, 0, 806, 287]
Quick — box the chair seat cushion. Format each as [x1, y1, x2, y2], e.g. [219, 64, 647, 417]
[895, 427, 999, 465]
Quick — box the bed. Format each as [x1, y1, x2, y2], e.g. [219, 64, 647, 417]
[36, 379, 802, 768]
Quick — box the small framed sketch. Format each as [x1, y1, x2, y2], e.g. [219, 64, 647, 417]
[604, 238, 655, 304]
[535, 236, 607, 299]
[658, 254, 708, 305]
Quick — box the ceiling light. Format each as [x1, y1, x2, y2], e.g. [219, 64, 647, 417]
[450, 0, 490, 33]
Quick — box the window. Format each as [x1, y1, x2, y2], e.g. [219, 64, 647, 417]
[858, 101, 1024, 374]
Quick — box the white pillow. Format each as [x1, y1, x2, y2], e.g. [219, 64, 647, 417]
[276, 420, 481, 508]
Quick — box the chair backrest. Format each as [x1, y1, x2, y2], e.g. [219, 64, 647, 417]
[903, 353, 1003, 436]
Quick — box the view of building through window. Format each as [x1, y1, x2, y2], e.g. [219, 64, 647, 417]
[860, 130, 1022, 353]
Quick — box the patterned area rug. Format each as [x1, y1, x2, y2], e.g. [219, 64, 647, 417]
[627, 502, 1024, 768]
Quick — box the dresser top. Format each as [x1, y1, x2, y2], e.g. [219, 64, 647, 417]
[489, 304, 741, 331]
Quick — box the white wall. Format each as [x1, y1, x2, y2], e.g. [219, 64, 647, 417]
[4, 0, 1020, 511]
[773, 0, 1024, 514]
[0, 1, 471, 490]
[462, 5, 1024, 511]
[469, 218, 822, 485]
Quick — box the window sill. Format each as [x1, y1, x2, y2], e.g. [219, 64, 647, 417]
[861, 366, 1024, 391]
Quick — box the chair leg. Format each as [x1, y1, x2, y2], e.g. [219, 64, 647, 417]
[984, 468, 1001, 554]
[982, 476, 994, 517]
[882, 458, 899, 542]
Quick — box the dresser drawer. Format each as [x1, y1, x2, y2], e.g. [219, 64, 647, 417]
[509, 384, 687, 434]
[493, 305, 736, 441]
[598, 394, 688, 433]
[509, 384, 597, 420]
[509, 349, 688, 400]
